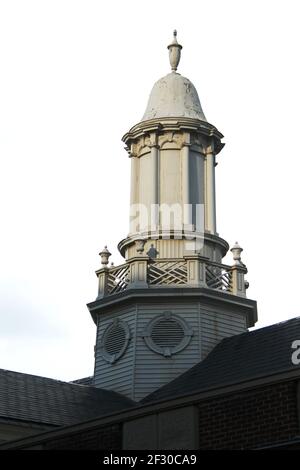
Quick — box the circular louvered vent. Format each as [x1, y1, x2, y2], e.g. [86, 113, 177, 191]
[151, 319, 184, 348]
[104, 324, 126, 355]
[100, 319, 130, 364]
[143, 312, 193, 357]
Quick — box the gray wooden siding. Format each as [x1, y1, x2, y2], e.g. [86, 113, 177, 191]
[93, 305, 137, 397]
[133, 302, 200, 401]
[200, 305, 247, 359]
[93, 300, 248, 402]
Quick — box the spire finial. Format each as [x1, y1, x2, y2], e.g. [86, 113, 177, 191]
[167, 29, 182, 72]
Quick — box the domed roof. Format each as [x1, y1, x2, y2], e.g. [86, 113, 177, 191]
[142, 72, 206, 122]
[141, 31, 206, 123]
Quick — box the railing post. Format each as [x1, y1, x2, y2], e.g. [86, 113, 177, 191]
[230, 265, 247, 297]
[128, 257, 149, 289]
[96, 245, 112, 299]
[96, 267, 109, 299]
[230, 242, 248, 297]
[184, 255, 207, 287]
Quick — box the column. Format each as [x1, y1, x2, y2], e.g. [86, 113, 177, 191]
[181, 133, 191, 229]
[130, 152, 138, 207]
[205, 145, 217, 234]
[149, 134, 159, 232]
[129, 151, 139, 236]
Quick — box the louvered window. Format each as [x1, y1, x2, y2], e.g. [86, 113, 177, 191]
[100, 319, 130, 364]
[143, 312, 193, 357]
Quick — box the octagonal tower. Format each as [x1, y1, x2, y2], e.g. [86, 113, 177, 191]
[88, 32, 257, 401]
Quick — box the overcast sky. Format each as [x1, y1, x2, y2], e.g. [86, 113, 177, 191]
[0, 0, 300, 381]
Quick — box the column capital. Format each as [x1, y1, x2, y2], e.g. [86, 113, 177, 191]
[181, 131, 191, 147]
[181, 142, 191, 148]
[127, 144, 137, 158]
[205, 143, 216, 156]
[149, 132, 159, 147]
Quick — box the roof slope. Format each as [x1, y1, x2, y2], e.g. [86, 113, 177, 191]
[143, 316, 300, 403]
[0, 369, 135, 427]
[70, 376, 94, 386]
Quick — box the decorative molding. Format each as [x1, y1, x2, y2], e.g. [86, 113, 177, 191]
[136, 136, 151, 156]
[122, 118, 224, 156]
[159, 131, 185, 149]
[88, 286, 258, 328]
[142, 312, 193, 357]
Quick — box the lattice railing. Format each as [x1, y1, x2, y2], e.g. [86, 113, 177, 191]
[148, 259, 188, 286]
[205, 262, 232, 292]
[98, 256, 244, 298]
[107, 263, 130, 294]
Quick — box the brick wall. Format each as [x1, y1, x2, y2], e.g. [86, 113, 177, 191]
[17, 380, 299, 450]
[44, 424, 121, 450]
[198, 381, 299, 449]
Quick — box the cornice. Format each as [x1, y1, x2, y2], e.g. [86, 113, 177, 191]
[87, 285, 257, 327]
[122, 117, 224, 154]
[118, 231, 229, 258]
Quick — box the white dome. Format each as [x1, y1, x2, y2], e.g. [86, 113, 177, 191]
[142, 72, 206, 122]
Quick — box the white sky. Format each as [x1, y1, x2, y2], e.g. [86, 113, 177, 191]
[0, 0, 300, 381]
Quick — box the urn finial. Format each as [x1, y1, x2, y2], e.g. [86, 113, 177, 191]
[167, 30, 182, 72]
[99, 245, 111, 266]
[230, 242, 243, 266]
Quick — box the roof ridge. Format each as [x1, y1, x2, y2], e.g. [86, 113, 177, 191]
[222, 315, 300, 342]
[0, 368, 92, 389]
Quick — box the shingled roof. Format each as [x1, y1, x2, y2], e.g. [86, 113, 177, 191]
[2, 317, 300, 431]
[0, 369, 135, 427]
[70, 376, 94, 386]
[142, 316, 300, 403]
